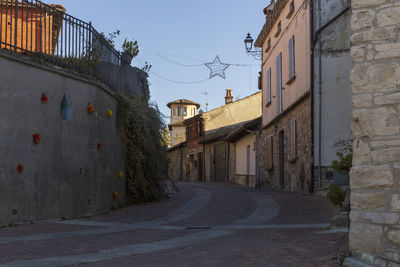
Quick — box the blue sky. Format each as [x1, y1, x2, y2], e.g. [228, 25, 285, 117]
[42, 0, 268, 120]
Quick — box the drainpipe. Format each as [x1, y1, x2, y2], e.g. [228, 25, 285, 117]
[310, 0, 315, 193]
[317, 0, 322, 190]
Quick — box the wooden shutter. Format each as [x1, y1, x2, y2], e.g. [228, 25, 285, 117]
[267, 136, 274, 169]
[290, 120, 297, 160]
[276, 53, 282, 114]
[289, 36, 295, 79]
[267, 68, 271, 104]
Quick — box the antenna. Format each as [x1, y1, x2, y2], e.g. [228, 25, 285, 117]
[201, 91, 209, 111]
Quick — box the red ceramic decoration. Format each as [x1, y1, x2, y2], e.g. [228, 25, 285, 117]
[41, 93, 48, 103]
[32, 133, 41, 144]
[17, 164, 24, 174]
[87, 103, 95, 114]
[97, 141, 102, 150]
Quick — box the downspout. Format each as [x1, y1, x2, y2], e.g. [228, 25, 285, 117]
[317, 0, 322, 189]
[310, 0, 315, 193]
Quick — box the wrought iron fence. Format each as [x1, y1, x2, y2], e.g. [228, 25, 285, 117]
[0, 0, 120, 75]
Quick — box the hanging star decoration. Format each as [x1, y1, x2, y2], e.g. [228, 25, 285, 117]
[205, 55, 230, 79]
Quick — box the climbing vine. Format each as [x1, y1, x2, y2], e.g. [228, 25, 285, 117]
[117, 92, 168, 204]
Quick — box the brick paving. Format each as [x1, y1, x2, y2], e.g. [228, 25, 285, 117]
[0, 182, 347, 267]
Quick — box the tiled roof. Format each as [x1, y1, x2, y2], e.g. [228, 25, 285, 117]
[200, 121, 249, 145]
[255, 0, 289, 47]
[167, 99, 200, 109]
[225, 117, 261, 142]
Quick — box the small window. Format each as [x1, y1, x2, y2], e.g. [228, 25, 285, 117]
[288, 35, 296, 84]
[275, 21, 282, 38]
[178, 107, 182, 116]
[184, 107, 187, 116]
[287, 1, 295, 18]
[266, 68, 272, 105]
[60, 95, 70, 121]
[265, 39, 271, 53]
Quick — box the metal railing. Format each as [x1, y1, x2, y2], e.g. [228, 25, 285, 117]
[0, 0, 120, 75]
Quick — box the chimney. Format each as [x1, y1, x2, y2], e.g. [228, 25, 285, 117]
[225, 89, 233, 104]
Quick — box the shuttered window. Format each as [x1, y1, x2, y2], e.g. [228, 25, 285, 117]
[289, 36, 295, 80]
[267, 136, 274, 169]
[289, 120, 297, 160]
[276, 53, 282, 114]
[267, 68, 271, 104]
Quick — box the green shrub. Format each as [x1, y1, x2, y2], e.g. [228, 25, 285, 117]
[327, 184, 347, 207]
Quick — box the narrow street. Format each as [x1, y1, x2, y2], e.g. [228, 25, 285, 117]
[0, 183, 347, 267]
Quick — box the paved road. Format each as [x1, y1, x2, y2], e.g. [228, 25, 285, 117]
[0, 182, 348, 267]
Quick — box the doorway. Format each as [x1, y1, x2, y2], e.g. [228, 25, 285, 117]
[214, 143, 226, 182]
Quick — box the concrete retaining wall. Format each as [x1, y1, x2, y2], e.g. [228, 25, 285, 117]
[0, 52, 126, 226]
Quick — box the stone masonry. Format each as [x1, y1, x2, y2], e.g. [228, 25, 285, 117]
[258, 96, 312, 193]
[349, 0, 400, 265]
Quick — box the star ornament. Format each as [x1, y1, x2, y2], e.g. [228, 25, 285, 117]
[205, 55, 230, 79]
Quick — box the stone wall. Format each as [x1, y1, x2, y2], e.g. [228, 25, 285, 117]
[0, 52, 126, 226]
[349, 0, 400, 265]
[167, 145, 186, 182]
[258, 97, 312, 192]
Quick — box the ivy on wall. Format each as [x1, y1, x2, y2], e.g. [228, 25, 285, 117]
[117, 91, 168, 204]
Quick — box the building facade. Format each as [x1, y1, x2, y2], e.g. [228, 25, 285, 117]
[255, 0, 352, 193]
[167, 99, 200, 147]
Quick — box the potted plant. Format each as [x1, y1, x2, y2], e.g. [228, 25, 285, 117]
[121, 38, 139, 64]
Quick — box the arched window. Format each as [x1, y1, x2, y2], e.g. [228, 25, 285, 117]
[60, 95, 70, 121]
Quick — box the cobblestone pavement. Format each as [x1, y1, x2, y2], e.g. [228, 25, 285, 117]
[0, 182, 348, 267]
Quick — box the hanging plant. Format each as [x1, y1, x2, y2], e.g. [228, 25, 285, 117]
[41, 93, 48, 103]
[118, 170, 123, 179]
[113, 191, 119, 200]
[32, 133, 41, 144]
[17, 164, 24, 174]
[87, 103, 95, 114]
[97, 141, 102, 150]
[107, 109, 113, 118]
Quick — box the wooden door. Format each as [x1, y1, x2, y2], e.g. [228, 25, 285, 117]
[279, 130, 285, 190]
[214, 143, 226, 182]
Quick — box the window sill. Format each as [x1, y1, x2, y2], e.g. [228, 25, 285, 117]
[286, 75, 296, 85]
[288, 157, 297, 163]
[265, 101, 272, 107]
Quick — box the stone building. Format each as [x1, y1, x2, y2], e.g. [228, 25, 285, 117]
[346, 0, 400, 266]
[254, 0, 351, 192]
[167, 99, 200, 147]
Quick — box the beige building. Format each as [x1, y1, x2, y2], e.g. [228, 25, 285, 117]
[167, 99, 200, 147]
[201, 91, 262, 183]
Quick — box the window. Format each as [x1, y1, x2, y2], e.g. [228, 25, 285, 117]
[178, 107, 182, 116]
[275, 21, 282, 37]
[60, 95, 70, 121]
[287, 1, 295, 18]
[276, 53, 283, 114]
[288, 35, 296, 83]
[184, 107, 187, 116]
[289, 120, 297, 161]
[267, 68, 272, 105]
[265, 39, 271, 53]
[267, 136, 274, 170]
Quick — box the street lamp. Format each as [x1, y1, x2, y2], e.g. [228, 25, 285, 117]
[244, 33, 262, 60]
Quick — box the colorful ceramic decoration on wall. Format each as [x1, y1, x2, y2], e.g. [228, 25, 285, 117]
[113, 191, 119, 200]
[97, 141, 102, 150]
[87, 103, 95, 114]
[17, 164, 24, 174]
[107, 109, 113, 118]
[118, 171, 123, 179]
[32, 133, 41, 144]
[41, 93, 48, 103]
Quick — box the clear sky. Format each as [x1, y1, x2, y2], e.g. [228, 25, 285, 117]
[42, 0, 268, 121]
